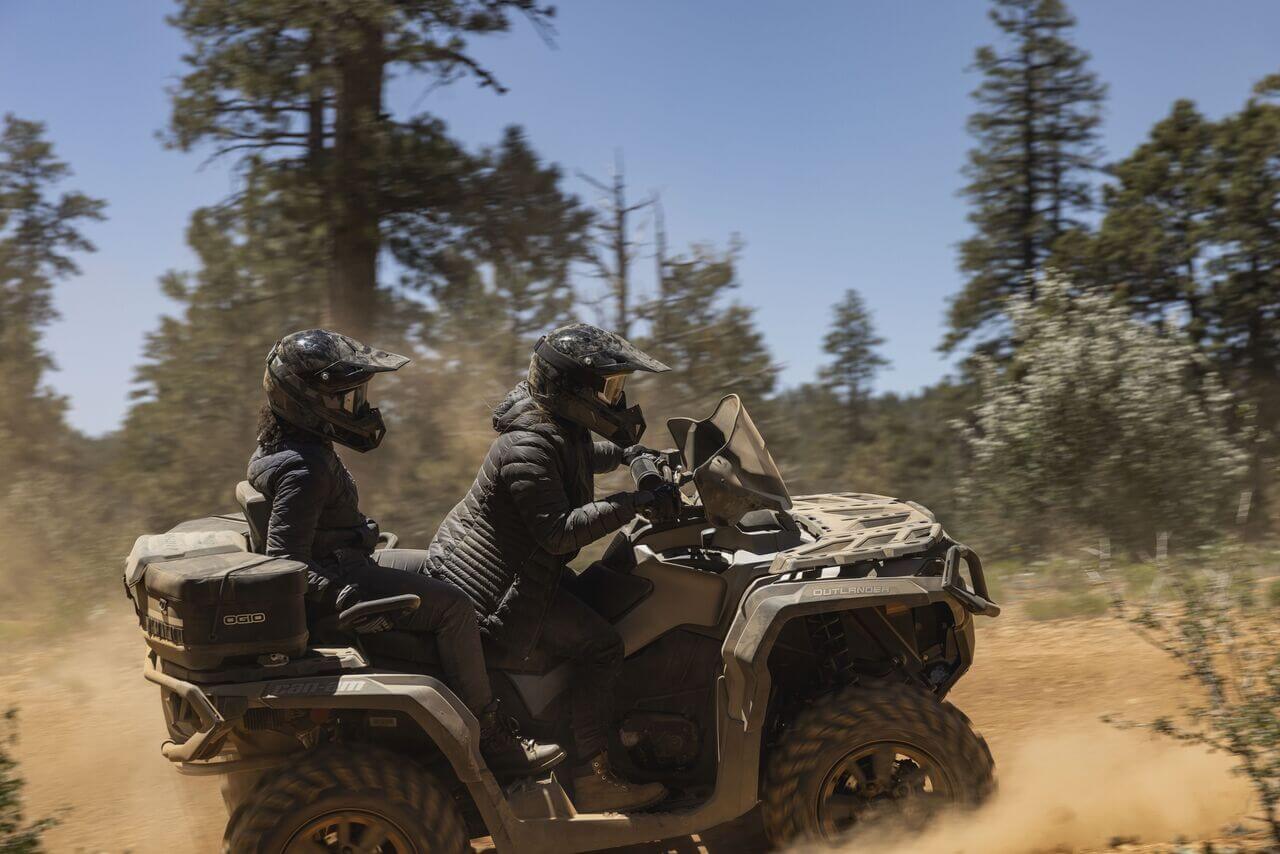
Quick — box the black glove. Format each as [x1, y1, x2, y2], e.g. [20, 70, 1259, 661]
[334, 582, 363, 613]
[305, 570, 334, 606]
[634, 482, 682, 523]
[622, 444, 661, 465]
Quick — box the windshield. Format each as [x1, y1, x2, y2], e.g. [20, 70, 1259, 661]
[668, 394, 791, 525]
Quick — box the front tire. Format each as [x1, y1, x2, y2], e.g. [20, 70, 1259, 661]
[761, 682, 995, 847]
[224, 746, 468, 854]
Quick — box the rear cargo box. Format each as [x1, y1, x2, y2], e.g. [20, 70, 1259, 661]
[125, 532, 308, 670]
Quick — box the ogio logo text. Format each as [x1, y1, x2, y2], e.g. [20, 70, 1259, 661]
[223, 612, 267, 625]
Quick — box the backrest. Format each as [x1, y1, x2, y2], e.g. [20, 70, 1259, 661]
[235, 480, 270, 554]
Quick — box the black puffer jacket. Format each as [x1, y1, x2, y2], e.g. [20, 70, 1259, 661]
[247, 437, 380, 599]
[426, 383, 635, 648]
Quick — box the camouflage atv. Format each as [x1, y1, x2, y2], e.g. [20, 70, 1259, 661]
[127, 394, 997, 852]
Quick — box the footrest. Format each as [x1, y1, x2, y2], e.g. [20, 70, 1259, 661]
[506, 773, 578, 820]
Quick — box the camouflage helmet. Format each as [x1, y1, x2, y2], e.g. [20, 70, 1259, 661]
[528, 323, 669, 446]
[263, 329, 409, 452]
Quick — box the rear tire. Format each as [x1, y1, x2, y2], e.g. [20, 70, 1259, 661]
[224, 745, 468, 853]
[761, 682, 994, 848]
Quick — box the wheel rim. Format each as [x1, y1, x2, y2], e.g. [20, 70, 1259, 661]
[284, 809, 417, 854]
[815, 740, 954, 841]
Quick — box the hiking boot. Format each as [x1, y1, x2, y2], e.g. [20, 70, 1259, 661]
[478, 701, 565, 779]
[570, 752, 667, 813]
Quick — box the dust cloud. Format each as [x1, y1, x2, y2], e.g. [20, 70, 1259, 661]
[826, 722, 1252, 854]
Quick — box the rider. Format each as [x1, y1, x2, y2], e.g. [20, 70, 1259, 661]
[425, 322, 681, 812]
[248, 329, 564, 778]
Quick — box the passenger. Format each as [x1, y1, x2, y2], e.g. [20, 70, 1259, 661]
[425, 323, 680, 812]
[248, 328, 563, 778]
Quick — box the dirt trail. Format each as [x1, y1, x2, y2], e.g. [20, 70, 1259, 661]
[1, 604, 225, 853]
[1, 605, 1263, 853]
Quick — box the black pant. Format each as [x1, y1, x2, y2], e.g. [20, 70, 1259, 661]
[522, 587, 624, 762]
[342, 549, 494, 715]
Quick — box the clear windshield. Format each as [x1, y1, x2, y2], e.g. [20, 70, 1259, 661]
[668, 395, 791, 525]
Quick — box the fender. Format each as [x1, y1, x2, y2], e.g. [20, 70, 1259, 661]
[204, 672, 516, 852]
[723, 576, 944, 727]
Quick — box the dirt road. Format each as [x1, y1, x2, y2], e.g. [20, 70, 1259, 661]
[2, 604, 1263, 853]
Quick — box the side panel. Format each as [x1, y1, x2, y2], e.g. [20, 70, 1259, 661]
[614, 549, 728, 655]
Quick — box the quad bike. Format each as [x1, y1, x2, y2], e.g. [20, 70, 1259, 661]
[127, 394, 998, 852]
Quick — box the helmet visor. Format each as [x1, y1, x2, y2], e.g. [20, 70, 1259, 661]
[599, 373, 627, 405]
[323, 382, 368, 415]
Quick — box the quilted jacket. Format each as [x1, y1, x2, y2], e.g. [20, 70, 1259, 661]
[247, 437, 380, 599]
[425, 382, 636, 649]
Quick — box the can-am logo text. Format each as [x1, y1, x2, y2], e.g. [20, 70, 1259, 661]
[223, 612, 267, 625]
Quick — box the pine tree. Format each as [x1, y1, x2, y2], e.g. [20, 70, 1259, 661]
[1200, 77, 1280, 535]
[0, 115, 105, 472]
[637, 241, 777, 419]
[119, 175, 335, 526]
[166, 0, 553, 337]
[949, 0, 1105, 353]
[454, 126, 592, 377]
[818, 288, 887, 442]
[1056, 100, 1215, 340]
[0, 114, 117, 627]
[1049, 75, 1280, 534]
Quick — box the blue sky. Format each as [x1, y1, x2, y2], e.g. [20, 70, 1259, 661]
[2, 1, 1279, 435]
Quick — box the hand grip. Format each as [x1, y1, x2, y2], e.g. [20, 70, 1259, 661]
[629, 455, 664, 492]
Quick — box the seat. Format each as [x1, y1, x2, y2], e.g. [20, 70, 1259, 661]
[235, 480, 270, 554]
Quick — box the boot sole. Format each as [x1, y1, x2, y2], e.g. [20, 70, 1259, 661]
[489, 747, 568, 780]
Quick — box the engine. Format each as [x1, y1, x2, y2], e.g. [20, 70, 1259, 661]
[618, 711, 701, 772]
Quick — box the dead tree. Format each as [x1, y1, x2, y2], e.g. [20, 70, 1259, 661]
[578, 151, 651, 338]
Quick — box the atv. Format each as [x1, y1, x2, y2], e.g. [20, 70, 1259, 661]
[128, 394, 998, 853]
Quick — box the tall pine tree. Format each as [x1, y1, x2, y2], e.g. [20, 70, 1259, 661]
[0, 116, 122, 611]
[166, 0, 553, 336]
[949, 0, 1105, 353]
[1055, 100, 1215, 340]
[454, 126, 592, 376]
[0, 115, 105, 472]
[1201, 76, 1280, 533]
[119, 171, 336, 526]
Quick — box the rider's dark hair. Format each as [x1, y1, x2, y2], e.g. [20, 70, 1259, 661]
[256, 403, 315, 448]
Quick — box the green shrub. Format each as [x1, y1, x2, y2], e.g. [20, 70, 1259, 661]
[0, 709, 58, 853]
[1109, 547, 1280, 845]
[959, 278, 1247, 554]
[1268, 578, 1280, 608]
